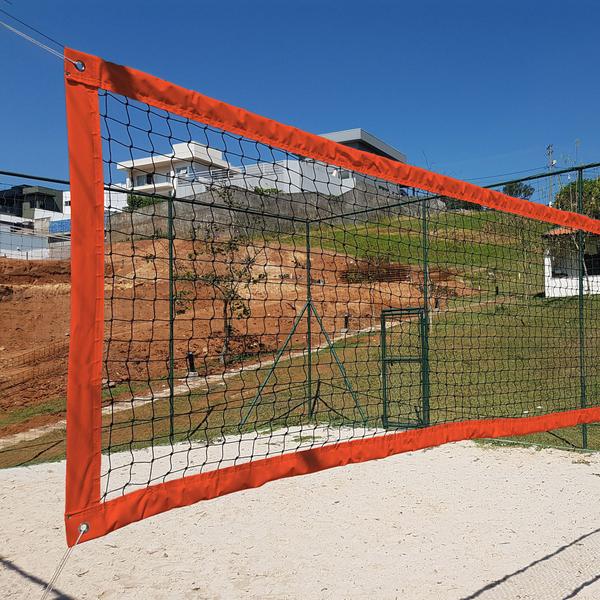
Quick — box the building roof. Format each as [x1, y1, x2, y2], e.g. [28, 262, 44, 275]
[319, 128, 406, 163]
[117, 141, 230, 171]
[543, 226, 600, 239]
[0, 184, 63, 198]
[543, 226, 577, 237]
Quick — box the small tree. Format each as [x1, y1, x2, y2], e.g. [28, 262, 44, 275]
[554, 178, 600, 217]
[442, 196, 483, 211]
[199, 189, 265, 365]
[502, 181, 534, 200]
[551, 177, 600, 292]
[126, 193, 160, 211]
[253, 187, 280, 196]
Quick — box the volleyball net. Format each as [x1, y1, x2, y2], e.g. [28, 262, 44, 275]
[64, 48, 600, 545]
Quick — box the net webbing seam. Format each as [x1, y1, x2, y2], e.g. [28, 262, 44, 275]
[64, 74, 105, 522]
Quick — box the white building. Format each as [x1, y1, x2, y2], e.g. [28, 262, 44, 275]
[544, 227, 600, 297]
[61, 190, 129, 216]
[116, 141, 232, 197]
[0, 185, 70, 259]
[0, 187, 128, 260]
[116, 130, 407, 200]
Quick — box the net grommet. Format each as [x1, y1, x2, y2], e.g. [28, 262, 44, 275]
[73, 60, 85, 72]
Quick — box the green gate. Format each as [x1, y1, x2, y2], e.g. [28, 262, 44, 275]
[381, 308, 430, 429]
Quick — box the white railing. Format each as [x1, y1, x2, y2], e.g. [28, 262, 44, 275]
[179, 166, 240, 183]
[0, 222, 71, 261]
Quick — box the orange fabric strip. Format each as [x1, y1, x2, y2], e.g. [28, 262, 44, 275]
[64, 47, 600, 235]
[65, 405, 600, 545]
[64, 68, 104, 517]
[62, 48, 600, 546]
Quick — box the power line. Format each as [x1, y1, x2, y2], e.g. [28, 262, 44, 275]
[0, 18, 64, 60]
[0, 170, 70, 186]
[467, 166, 548, 183]
[0, 14, 84, 71]
[0, 7, 64, 48]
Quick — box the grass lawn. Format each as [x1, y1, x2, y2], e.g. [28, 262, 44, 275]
[3, 292, 598, 469]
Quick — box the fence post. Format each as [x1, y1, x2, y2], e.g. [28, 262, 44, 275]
[168, 196, 175, 443]
[577, 168, 588, 449]
[421, 199, 431, 427]
[305, 220, 312, 417]
[381, 311, 388, 428]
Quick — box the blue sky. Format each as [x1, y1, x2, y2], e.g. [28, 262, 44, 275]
[1, 0, 599, 186]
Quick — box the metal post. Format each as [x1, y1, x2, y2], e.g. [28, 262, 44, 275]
[241, 303, 310, 426]
[577, 168, 588, 448]
[186, 351, 196, 375]
[168, 196, 175, 443]
[306, 221, 312, 419]
[381, 311, 388, 428]
[421, 199, 431, 427]
[309, 303, 367, 423]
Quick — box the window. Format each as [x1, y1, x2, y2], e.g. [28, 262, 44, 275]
[550, 243, 600, 278]
[329, 168, 352, 180]
[584, 251, 600, 276]
[135, 173, 154, 186]
[154, 172, 170, 183]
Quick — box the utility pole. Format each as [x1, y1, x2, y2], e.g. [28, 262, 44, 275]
[546, 144, 556, 205]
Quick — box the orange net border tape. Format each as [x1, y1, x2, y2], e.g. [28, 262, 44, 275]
[63, 47, 600, 546]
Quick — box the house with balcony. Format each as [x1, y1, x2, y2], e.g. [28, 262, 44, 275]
[0, 185, 70, 259]
[117, 141, 233, 197]
[0, 185, 66, 224]
[117, 130, 407, 200]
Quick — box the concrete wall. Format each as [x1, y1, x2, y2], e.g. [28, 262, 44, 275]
[0, 229, 48, 255]
[0, 248, 50, 259]
[0, 229, 71, 260]
[107, 186, 438, 243]
[176, 159, 407, 199]
[544, 251, 600, 297]
[49, 241, 71, 260]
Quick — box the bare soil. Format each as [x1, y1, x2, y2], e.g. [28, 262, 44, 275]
[0, 259, 71, 436]
[0, 241, 472, 438]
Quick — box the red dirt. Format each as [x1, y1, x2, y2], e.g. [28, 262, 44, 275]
[0, 258, 71, 437]
[0, 242, 472, 437]
[0, 259, 70, 285]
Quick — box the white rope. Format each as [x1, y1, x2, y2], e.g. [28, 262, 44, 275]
[40, 523, 89, 600]
[0, 18, 82, 69]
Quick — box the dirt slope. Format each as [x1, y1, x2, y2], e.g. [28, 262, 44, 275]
[0, 242, 470, 438]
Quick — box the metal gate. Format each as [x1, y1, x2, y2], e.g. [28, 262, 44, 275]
[381, 308, 430, 429]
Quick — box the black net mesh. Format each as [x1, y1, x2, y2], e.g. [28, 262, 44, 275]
[92, 89, 600, 499]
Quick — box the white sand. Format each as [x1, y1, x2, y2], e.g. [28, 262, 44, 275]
[99, 426, 378, 500]
[1, 440, 599, 599]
